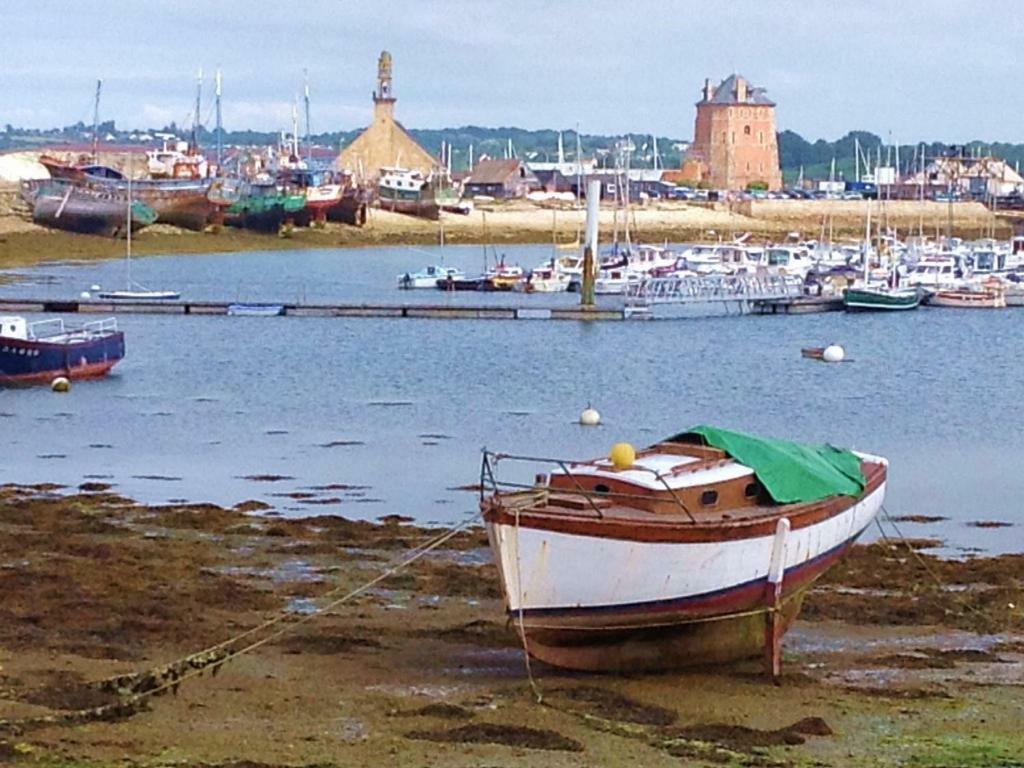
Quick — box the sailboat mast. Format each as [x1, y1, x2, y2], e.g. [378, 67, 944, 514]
[215, 69, 223, 170]
[623, 136, 631, 249]
[575, 124, 582, 208]
[126, 154, 132, 287]
[192, 69, 203, 153]
[303, 69, 312, 165]
[863, 197, 871, 284]
[291, 100, 300, 159]
[91, 79, 102, 164]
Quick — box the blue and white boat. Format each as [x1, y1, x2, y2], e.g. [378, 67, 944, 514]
[0, 316, 125, 385]
[226, 303, 285, 317]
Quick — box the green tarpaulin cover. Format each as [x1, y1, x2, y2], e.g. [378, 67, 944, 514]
[668, 425, 866, 504]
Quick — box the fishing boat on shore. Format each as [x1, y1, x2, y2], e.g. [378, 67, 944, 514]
[39, 153, 219, 231]
[377, 167, 461, 220]
[0, 316, 124, 384]
[22, 179, 157, 237]
[225, 181, 306, 231]
[480, 426, 887, 673]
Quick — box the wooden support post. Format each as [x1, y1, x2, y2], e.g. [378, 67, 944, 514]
[581, 245, 596, 308]
[764, 517, 790, 684]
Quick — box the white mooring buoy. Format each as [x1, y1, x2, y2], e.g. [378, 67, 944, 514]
[90, 284, 101, 292]
[579, 405, 601, 426]
[51, 377, 70, 393]
[822, 344, 846, 363]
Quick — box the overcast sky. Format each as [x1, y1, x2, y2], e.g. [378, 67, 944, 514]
[2, 0, 1020, 144]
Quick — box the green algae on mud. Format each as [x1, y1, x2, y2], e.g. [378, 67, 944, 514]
[0, 485, 1022, 768]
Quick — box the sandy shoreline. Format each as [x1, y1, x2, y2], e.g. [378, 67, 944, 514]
[0, 190, 1015, 271]
[0, 484, 1021, 766]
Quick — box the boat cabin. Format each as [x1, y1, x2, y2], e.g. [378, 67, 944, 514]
[0, 317, 27, 340]
[547, 441, 765, 517]
[904, 257, 958, 287]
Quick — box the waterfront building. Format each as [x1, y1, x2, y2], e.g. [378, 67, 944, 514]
[679, 74, 782, 191]
[902, 155, 1024, 199]
[463, 159, 541, 199]
[336, 51, 436, 181]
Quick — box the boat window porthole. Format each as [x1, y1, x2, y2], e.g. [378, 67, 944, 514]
[594, 484, 610, 495]
[700, 490, 719, 506]
[744, 482, 759, 498]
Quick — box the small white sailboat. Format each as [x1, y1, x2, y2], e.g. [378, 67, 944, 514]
[97, 157, 180, 302]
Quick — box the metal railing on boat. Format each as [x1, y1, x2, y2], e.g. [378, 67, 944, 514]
[481, 450, 696, 522]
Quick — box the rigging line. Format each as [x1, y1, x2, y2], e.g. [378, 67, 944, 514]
[514, 504, 544, 704]
[878, 505, 992, 623]
[113, 517, 479, 707]
[92, 507, 485, 697]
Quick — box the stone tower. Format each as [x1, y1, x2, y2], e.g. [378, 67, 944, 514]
[374, 50, 395, 116]
[681, 74, 782, 191]
[337, 50, 436, 180]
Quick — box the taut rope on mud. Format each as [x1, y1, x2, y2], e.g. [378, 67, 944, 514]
[0, 510, 481, 735]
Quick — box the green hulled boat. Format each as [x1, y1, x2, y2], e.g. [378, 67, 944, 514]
[225, 182, 306, 231]
[843, 285, 922, 312]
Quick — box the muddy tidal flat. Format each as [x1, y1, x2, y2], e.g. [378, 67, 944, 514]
[0, 484, 1021, 767]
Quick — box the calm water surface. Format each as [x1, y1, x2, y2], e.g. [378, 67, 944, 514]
[2, 245, 1022, 555]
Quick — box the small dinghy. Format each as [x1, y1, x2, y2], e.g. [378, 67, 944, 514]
[226, 303, 285, 317]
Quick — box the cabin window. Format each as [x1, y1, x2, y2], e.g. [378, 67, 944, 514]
[594, 483, 610, 495]
[744, 482, 759, 498]
[700, 489, 719, 507]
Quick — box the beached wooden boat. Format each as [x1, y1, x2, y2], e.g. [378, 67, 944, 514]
[23, 179, 157, 237]
[225, 182, 306, 231]
[480, 426, 887, 674]
[928, 288, 1006, 309]
[0, 316, 124, 384]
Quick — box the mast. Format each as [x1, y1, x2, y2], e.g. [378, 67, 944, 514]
[575, 124, 582, 207]
[191, 69, 203, 153]
[303, 69, 312, 165]
[126, 154, 133, 288]
[863, 195, 871, 284]
[855, 136, 860, 183]
[291, 99, 299, 159]
[91, 79, 102, 163]
[623, 136, 632, 250]
[215, 69, 223, 170]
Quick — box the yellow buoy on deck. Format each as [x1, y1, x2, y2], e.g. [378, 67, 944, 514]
[51, 377, 70, 393]
[609, 442, 635, 469]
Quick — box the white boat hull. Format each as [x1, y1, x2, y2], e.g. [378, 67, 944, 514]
[485, 471, 886, 670]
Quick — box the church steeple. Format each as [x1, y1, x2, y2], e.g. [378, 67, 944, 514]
[374, 50, 394, 104]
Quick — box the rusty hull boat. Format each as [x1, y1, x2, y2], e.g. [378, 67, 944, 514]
[480, 426, 887, 674]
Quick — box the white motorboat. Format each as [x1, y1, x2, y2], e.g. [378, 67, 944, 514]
[522, 265, 570, 293]
[397, 265, 465, 289]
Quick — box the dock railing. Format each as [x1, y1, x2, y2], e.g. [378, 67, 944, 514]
[625, 273, 805, 312]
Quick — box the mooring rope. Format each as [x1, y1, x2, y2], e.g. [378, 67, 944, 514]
[0, 509, 482, 734]
[875, 504, 998, 625]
